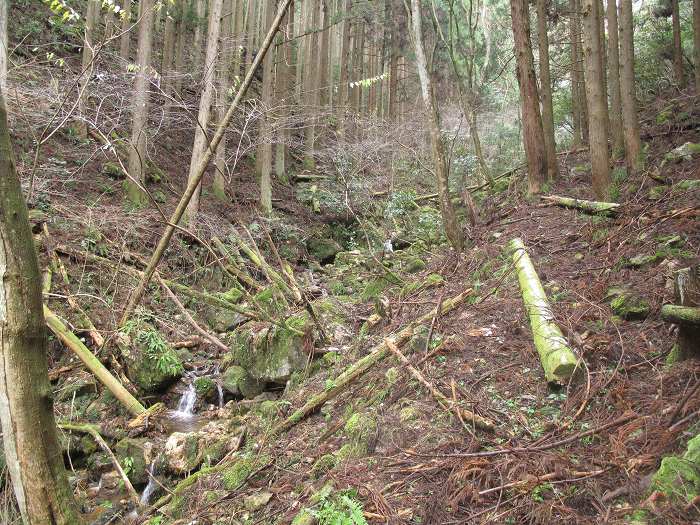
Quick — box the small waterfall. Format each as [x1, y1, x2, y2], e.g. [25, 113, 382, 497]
[173, 383, 197, 418]
[140, 462, 158, 506]
[217, 382, 224, 408]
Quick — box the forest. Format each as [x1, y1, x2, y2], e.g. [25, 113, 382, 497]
[0, 0, 698, 522]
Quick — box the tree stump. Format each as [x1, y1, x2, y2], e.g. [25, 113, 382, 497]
[664, 265, 700, 363]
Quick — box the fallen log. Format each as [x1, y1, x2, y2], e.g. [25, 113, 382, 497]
[385, 338, 494, 431]
[44, 305, 146, 416]
[661, 305, 700, 325]
[509, 238, 580, 384]
[540, 195, 620, 215]
[272, 289, 473, 435]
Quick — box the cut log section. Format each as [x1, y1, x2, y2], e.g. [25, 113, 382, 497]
[509, 238, 580, 383]
[663, 265, 700, 362]
[541, 195, 620, 215]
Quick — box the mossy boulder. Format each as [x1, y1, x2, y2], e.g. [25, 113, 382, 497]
[204, 307, 247, 333]
[608, 288, 650, 321]
[165, 420, 245, 474]
[672, 179, 700, 194]
[650, 434, 700, 502]
[307, 237, 343, 264]
[230, 314, 313, 384]
[221, 365, 264, 399]
[405, 257, 427, 273]
[115, 437, 149, 486]
[221, 454, 267, 490]
[193, 377, 217, 401]
[102, 161, 125, 179]
[122, 326, 184, 393]
[663, 142, 700, 164]
[338, 412, 377, 459]
[334, 250, 364, 267]
[310, 453, 337, 478]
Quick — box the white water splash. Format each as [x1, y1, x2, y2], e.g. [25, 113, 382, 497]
[140, 462, 158, 506]
[173, 383, 197, 418]
[217, 383, 224, 408]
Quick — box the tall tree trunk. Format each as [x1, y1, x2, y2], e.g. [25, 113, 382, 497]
[569, 0, 583, 146]
[606, 0, 625, 158]
[276, 2, 294, 178]
[695, 0, 700, 90]
[0, 90, 80, 525]
[536, 0, 558, 180]
[161, 1, 177, 95]
[411, 0, 465, 252]
[77, 0, 100, 139]
[319, 0, 331, 108]
[173, 5, 187, 99]
[337, 0, 352, 134]
[125, 0, 155, 206]
[120, 0, 132, 60]
[304, 0, 320, 168]
[184, 0, 224, 222]
[245, 0, 257, 70]
[618, 0, 643, 173]
[388, 0, 400, 121]
[672, 0, 685, 88]
[193, 0, 207, 72]
[258, 0, 276, 213]
[0, 0, 6, 92]
[581, 0, 611, 199]
[510, 0, 547, 194]
[214, 0, 234, 202]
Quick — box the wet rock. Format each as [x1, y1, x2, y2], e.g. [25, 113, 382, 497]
[164, 432, 200, 474]
[120, 326, 184, 393]
[164, 420, 245, 474]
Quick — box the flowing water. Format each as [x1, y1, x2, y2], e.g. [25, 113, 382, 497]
[173, 382, 197, 418]
[140, 461, 159, 506]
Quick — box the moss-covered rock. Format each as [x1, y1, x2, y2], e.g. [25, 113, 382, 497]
[194, 377, 216, 400]
[115, 437, 149, 486]
[122, 325, 184, 393]
[405, 257, 427, 273]
[307, 237, 343, 264]
[664, 142, 700, 164]
[608, 288, 650, 321]
[222, 455, 258, 490]
[672, 179, 700, 193]
[338, 412, 377, 458]
[651, 434, 700, 502]
[221, 365, 264, 399]
[101, 161, 125, 179]
[230, 315, 312, 384]
[310, 453, 337, 478]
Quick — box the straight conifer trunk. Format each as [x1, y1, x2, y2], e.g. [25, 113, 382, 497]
[672, 0, 685, 88]
[569, 0, 583, 146]
[337, 0, 352, 133]
[214, 0, 234, 202]
[259, 0, 275, 213]
[536, 0, 558, 180]
[77, 0, 99, 139]
[581, 0, 611, 199]
[120, 0, 132, 60]
[160, 1, 177, 95]
[0, 0, 8, 92]
[510, 0, 547, 193]
[618, 0, 643, 173]
[606, 0, 625, 158]
[695, 0, 700, 90]
[0, 89, 80, 525]
[411, 0, 465, 252]
[184, 0, 224, 222]
[125, 0, 155, 206]
[275, 2, 294, 177]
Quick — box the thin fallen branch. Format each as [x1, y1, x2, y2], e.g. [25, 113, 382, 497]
[478, 469, 605, 496]
[59, 422, 140, 507]
[156, 275, 229, 353]
[385, 338, 494, 431]
[272, 289, 473, 435]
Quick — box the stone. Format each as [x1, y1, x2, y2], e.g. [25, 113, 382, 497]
[651, 434, 700, 502]
[115, 437, 149, 486]
[608, 288, 650, 321]
[307, 237, 343, 264]
[221, 365, 265, 398]
[664, 142, 700, 164]
[405, 257, 426, 273]
[244, 491, 273, 511]
[124, 327, 184, 393]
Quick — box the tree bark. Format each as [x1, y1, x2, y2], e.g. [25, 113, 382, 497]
[510, 0, 547, 194]
[606, 0, 625, 158]
[618, 0, 643, 173]
[160, 0, 177, 96]
[77, 0, 100, 139]
[411, 0, 465, 252]
[581, 0, 611, 200]
[337, 0, 352, 134]
[275, 2, 294, 178]
[125, 0, 155, 206]
[0, 89, 80, 525]
[193, 0, 207, 72]
[672, 0, 685, 88]
[0, 0, 8, 92]
[695, 0, 700, 90]
[258, 0, 275, 213]
[184, 0, 224, 222]
[569, 0, 583, 147]
[388, 0, 400, 121]
[120, 0, 132, 60]
[172, 3, 187, 99]
[664, 266, 700, 362]
[214, 0, 234, 202]
[536, 0, 558, 180]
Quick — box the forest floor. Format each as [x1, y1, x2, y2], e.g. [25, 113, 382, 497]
[7, 58, 700, 524]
